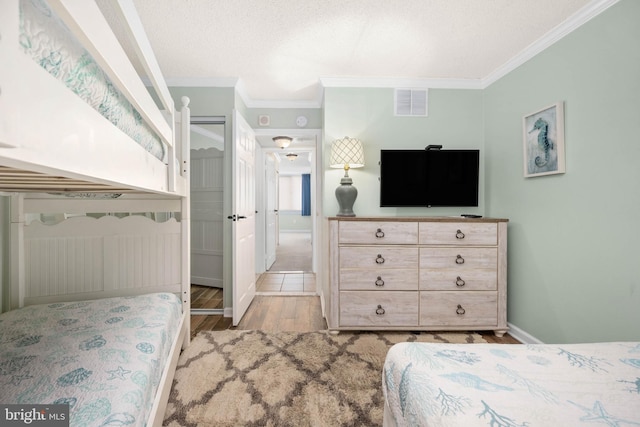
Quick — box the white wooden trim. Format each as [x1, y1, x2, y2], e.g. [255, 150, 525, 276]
[23, 196, 182, 215]
[147, 312, 187, 427]
[0, 47, 177, 194]
[179, 99, 191, 337]
[507, 322, 545, 344]
[109, 0, 175, 115]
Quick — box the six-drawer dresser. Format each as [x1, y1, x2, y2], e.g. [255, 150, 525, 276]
[327, 217, 508, 336]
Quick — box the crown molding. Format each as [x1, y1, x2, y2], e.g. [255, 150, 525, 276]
[245, 98, 323, 109]
[234, 78, 324, 109]
[320, 77, 483, 90]
[254, 128, 321, 139]
[482, 0, 619, 88]
[164, 77, 238, 88]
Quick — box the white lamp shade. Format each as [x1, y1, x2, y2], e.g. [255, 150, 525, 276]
[273, 136, 292, 149]
[330, 137, 365, 169]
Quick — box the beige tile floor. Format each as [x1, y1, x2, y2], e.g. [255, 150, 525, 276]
[256, 272, 316, 294]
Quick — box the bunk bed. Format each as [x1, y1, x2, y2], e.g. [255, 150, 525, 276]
[0, 1, 190, 426]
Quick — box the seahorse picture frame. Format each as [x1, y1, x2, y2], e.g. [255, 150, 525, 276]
[523, 102, 566, 178]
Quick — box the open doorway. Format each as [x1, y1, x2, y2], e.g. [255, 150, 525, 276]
[255, 132, 319, 295]
[269, 152, 313, 273]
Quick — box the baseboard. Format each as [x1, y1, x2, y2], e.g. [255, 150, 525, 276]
[191, 277, 223, 287]
[507, 322, 544, 344]
[224, 307, 232, 318]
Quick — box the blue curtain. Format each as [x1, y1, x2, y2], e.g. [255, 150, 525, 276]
[301, 174, 311, 216]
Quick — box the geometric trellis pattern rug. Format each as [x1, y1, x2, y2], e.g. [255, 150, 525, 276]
[163, 330, 487, 426]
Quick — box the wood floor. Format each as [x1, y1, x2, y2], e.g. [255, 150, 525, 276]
[189, 284, 520, 343]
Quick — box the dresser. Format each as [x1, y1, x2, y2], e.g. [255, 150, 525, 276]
[327, 217, 508, 336]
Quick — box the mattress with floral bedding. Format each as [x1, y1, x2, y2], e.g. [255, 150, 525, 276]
[382, 341, 640, 427]
[19, 0, 166, 162]
[0, 292, 182, 427]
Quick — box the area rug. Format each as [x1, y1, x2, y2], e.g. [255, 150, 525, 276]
[163, 330, 487, 427]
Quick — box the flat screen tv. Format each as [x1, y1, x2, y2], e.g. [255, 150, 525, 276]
[379, 149, 479, 207]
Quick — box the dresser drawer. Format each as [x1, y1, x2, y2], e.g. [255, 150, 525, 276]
[420, 291, 497, 327]
[420, 247, 497, 290]
[340, 246, 418, 269]
[340, 269, 418, 291]
[419, 222, 497, 245]
[340, 291, 418, 327]
[339, 221, 418, 245]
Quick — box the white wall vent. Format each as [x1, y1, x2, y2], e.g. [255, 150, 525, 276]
[394, 89, 428, 117]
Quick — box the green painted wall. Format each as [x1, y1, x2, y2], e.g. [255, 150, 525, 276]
[484, 0, 640, 343]
[322, 87, 484, 218]
[172, 86, 236, 119]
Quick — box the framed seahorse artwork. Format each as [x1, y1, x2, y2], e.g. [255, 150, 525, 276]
[523, 102, 565, 177]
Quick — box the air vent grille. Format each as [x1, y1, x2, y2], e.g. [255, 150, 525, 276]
[394, 89, 428, 117]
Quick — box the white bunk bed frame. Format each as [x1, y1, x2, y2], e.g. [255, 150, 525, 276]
[0, 2, 190, 426]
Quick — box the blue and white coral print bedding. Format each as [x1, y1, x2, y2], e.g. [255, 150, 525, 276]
[382, 342, 640, 426]
[19, 0, 166, 162]
[0, 293, 182, 427]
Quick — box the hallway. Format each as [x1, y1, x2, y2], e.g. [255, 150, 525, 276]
[267, 231, 312, 272]
[260, 230, 314, 294]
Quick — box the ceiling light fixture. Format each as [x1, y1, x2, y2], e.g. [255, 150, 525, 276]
[286, 153, 298, 161]
[273, 136, 293, 149]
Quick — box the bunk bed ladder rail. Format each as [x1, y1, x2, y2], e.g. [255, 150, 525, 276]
[179, 96, 191, 344]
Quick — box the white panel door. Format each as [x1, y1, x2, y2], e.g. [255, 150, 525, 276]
[265, 154, 278, 270]
[191, 145, 224, 288]
[232, 110, 256, 326]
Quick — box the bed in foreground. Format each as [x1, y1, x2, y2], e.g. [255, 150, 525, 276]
[0, 293, 183, 426]
[382, 341, 640, 426]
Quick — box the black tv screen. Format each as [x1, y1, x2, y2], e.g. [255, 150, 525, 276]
[379, 149, 479, 207]
[379, 150, 428, 207]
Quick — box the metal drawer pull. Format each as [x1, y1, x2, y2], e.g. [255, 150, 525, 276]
[375, 228, 385, 238]
[456, 229, 465, 239]
[456, 304, 466, 315]
[376, 254, 385, 264]
[456, 255, 465, 264]
[375, 276, 385, 287]
[456, 276, 466, 287]
[376, 305, 386, 315]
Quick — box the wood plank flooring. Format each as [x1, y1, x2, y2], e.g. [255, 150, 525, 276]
[190, 285, 520, 343]
[191, 285, 223, 310]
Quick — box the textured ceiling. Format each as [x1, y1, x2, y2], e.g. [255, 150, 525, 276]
[103, 0, 599, 105]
